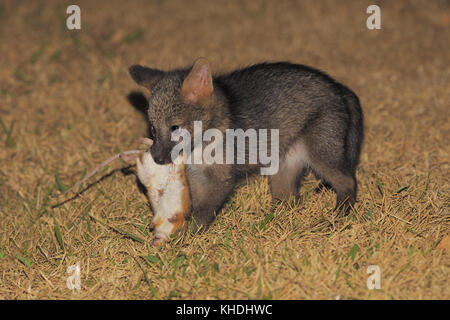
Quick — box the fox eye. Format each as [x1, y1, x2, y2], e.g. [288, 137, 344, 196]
[170, 125, 182, 133]
[149, 124, 156, 138]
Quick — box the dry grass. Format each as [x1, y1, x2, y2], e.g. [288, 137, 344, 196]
[0, 0, 449, 299]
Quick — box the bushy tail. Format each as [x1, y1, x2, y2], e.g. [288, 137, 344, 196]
[343, 88, 364, 172]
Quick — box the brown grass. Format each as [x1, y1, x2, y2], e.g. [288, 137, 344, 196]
[0, 0, 448, 299]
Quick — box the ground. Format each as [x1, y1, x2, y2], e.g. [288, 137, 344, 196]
[0, 0, 448, 299]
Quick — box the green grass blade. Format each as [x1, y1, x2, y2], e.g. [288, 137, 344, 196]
[349, 244, 359, 262]
[30, 46, 44, 64]
[55, 172, 67, 192]
[17, 255, 32, 267]
[393, 185, 408, 194]
[419, 173, 430, 200]
[54, 220, 64, 251]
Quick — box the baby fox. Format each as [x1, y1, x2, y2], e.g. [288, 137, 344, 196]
[129, 58, 364, 229]
[136, 138, 191, 245]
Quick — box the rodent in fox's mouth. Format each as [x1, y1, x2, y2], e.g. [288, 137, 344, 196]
[136, 139, 190, 245]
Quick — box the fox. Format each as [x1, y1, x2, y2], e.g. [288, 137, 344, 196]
[128, 58, 364, 229]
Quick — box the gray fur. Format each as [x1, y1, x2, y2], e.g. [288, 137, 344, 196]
[128, 59, 364, 227]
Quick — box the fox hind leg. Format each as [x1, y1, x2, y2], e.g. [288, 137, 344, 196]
[269, 141, 309, 203]
[309, 158, 357, 215]
[304, 131, 357, 215]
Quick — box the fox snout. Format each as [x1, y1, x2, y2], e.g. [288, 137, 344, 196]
[150, 141, 173, 165]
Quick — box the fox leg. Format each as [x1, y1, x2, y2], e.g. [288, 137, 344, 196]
[313, 162, 356, 214]
[185, 163, 234, 229]
[305, 136, 357, 215]
[269, 141, 309, 202]
[269, 168, 304, 202]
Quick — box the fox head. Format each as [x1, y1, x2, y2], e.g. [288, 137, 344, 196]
[129, 58, 228, 165]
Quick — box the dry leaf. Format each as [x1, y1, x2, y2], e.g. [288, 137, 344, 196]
[436, 234, 450, 250]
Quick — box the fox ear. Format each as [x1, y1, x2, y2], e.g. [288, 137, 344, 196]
[181, 58, 213, 104]
[129, 65, 164, 90]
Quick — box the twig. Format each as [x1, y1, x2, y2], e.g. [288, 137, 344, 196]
[85, 211, 145, 244]
[51, 166, 132, 208]
[60, 139, 154, 198]
[61, 150, 143, 196]
[132, 255, 159, 298]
